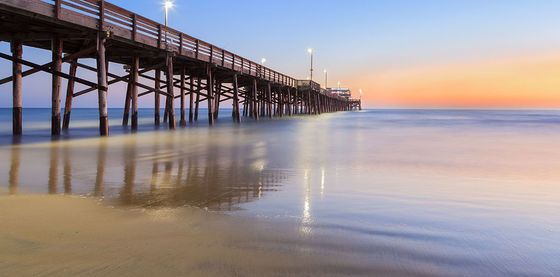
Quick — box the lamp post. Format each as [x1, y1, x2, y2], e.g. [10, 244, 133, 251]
[323, 69, 328, 89]
[260, 58, 266, 78]
[307, 48, 313, 83]
[164, 0, 174, 48]
[359, 88, 363, 100]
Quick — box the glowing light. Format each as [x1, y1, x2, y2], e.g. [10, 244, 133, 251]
[261, 58, 266, 65]
[307, 48, 313, 54]
[164, 0, 174, 10]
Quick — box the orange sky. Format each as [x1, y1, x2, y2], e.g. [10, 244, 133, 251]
[350, 53, 560, 108]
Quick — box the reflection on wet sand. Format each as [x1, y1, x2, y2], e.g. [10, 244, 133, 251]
[8, 140, 20, 195]
[4, 132, 288, 211]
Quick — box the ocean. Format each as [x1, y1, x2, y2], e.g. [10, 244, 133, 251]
[1, 108, 559, 276]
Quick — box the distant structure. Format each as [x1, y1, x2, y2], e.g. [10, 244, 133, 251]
[325, 87, 352, 99]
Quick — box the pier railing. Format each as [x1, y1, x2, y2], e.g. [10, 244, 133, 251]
[26, 0, 296, 86]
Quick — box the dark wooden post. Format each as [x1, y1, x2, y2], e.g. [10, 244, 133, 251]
[62, 59, 78, 130]
[206, 65, 214, 125]
[279, 88, 284, 117]
[131, 56, 139, 131]
[122, 69, 132, 126]
[166, 54, 176, 129]
[214, 81, 221, 120]
[232, 74, 240, 123]
[51, 38, 63, 135]
[154, 69, 161, 126]
[11, 40, 23, 136]
[252, 79, 259, 120]
[189, 75, 194, 123]
[97, 0, 109, 136]
[194, 77, 200, 121]
[97, 36, 108, 136]
[180, 67, 186, 127]
[267, 83, 272, 118]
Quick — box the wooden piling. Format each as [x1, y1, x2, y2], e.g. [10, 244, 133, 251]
[194, 77, 200, 121]
[207, 65, 215, 125]
[122, 72, 132, 126]
[180, 67, 186, 127]
[154, 69, 161, 126]
[232, 74, 240, 123]
[188, 74, 194, 124]
[11, 40, 22, 136]
[51, 38, 63, 136]
[252, 79, 259, 120]
[214, 81, 221, 120]
[97, 33, 109, 136]
[62, 60, 77, 130]
[131, 56, 139, 131]
[267, 83, 272, 118]
[166, 54, 176, 129]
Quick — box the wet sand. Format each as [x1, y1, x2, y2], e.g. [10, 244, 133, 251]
[0, 195, 384, 277]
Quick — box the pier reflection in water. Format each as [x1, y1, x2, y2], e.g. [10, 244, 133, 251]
[2, 129, 288, 211]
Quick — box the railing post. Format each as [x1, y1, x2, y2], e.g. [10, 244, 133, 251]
[221, 50, 225, 67]
[55, 0, 62, 19]
[179, 33, 183, 55]
[209, 45, 213, 63]
[195, 39, 199, 59]
[158, 24, 162, 49]
[131, 14, 137, 42]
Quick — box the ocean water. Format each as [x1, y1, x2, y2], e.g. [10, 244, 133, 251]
[1, 108, 559, 276]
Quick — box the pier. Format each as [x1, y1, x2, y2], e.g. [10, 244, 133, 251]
[0, 0, 361, 136]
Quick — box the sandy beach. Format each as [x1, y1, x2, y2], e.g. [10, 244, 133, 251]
[0, 195, 338, 276]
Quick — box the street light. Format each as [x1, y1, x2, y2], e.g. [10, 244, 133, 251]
[337, 81, 341, 89]
[307, 48, 313, 82]
[359, 88, 363, 100]
[163, 0, 174, 47]
[261, 58, 266, 65]
[323, 69, 328, 89]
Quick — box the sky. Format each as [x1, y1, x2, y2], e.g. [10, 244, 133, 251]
[2, 0, 560, 108]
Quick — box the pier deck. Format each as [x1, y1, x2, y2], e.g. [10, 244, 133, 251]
[0, 0, 361, 136]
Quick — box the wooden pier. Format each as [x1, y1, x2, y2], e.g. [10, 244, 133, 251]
[0, 0, 361, 136]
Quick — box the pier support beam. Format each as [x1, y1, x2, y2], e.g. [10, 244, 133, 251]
[180, 67, 186, 127]
[154, 69, 161, 126]
[207, 66, 215, 126]
[166, 54, 176, 129]
[214, 81, 221, 120]
[97, 34, 109, 136]
[131, 56, 139, 131]
[122, 73, 132, 126]
[62, 59, 77, 130]
[189, 74, 194, 124]
[194, 77, 200, 122]
[11, 40, 22, 136]
[51, 38, 63, 136]
[232, 74, 240, 123]
[267, 83, 272, 118]
[252, 79, 259, 120]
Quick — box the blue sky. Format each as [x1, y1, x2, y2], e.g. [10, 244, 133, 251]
[2, 0, 560, 107]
